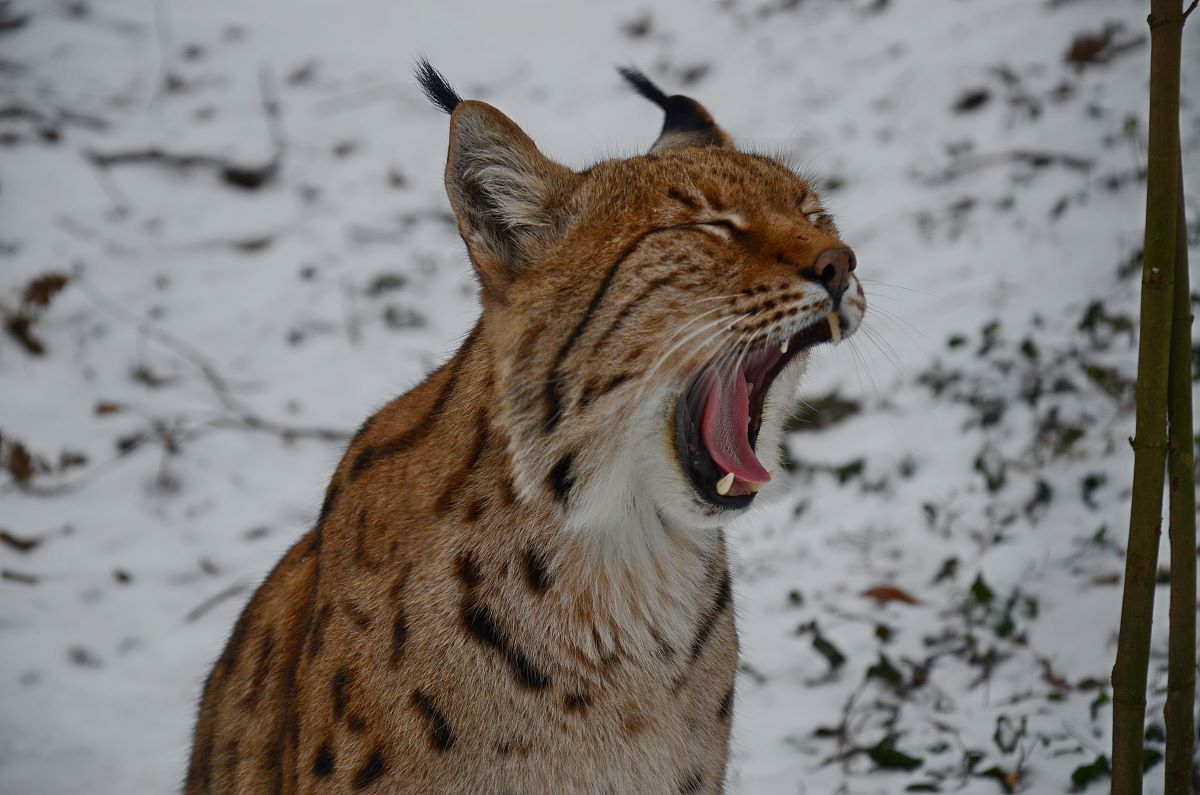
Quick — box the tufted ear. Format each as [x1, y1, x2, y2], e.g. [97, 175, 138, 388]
[618, 67, 732, 153]
[415, 60, 580, 297]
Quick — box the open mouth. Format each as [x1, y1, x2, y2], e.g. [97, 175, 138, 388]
[674, 313, 843, 509]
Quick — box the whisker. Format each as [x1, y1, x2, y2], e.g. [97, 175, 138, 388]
[631, 313, 742, 405]
[856, 323, 907, 379]
[845, 336, 882, 399]
[856, 278, 941, 299]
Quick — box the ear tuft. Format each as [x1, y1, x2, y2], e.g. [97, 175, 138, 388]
[618, 66, 731, 153]
[415, 58, 462, 114]
[617, 66, 671, 109]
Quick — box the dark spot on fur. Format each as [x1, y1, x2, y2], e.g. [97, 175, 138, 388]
[331, 667, 352, 721]
[465, 497, 487, 523]
[689, 569, 732, 663]
[496, 739, 531, 757]
[308, 603, 332, 660]
[318, 483, 340, 527]
[241, 629, 274, 707]
[523, 548, 552, 594]
[347, 714, 367, 733]
[391, 613, 408, 667]
[353, 510, 379, 570]
[351, 445, 381, 478]
[434, 408, 491, 516]
[678, 771, 704, 794]
[718, 687, 734, 721]
[455, 552, 482, 588]
[345, 601, 372, 630]
[312, 742, 335, 777]
[547, 454, 575, 503]
[460, 595, 550, 690]
[563, 692, 590, 714]
[411, 690, 455, 753]
[650, 626, 676, 659]
[352, 747, 386, 789]
[390, 566, 412, 603]
[623, 713, 648, 736]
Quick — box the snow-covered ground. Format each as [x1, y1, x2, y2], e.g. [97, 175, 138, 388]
[2, 0, 1197, 792]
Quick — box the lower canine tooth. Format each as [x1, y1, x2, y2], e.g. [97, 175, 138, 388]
[715, 473, 735, 496]
[746, 481, 764, 493]
[827, 313, 842, 344]
[780, 339, 789, 354]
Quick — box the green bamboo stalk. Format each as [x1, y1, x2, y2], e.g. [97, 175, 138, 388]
[1163, 166, 1195, 792]
[1110, 1, 1185, 792]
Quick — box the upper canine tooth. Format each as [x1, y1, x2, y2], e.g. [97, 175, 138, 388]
[715, 472, 735, 496]
[827, 313, 842, 344]
[780, 338, 789, 354]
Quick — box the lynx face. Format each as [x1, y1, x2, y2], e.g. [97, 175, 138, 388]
[448, 74, 865, 534]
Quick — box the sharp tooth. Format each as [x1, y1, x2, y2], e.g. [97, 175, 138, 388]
[715, 472, 735, 496]
[780, 338, 789, 354]
[747, 381, 756, 394]
[746, 481, 764, 493]
[827, 313, 842, 344]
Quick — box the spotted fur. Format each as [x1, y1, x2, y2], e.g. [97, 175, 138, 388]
[187, 62, 864, 794]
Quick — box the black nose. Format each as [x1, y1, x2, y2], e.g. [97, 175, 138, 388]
[807, 247, 856, 303]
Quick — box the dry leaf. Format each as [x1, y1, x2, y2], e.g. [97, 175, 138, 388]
[21, 273, 69, 308]
[7, 440, 33, 483]
[861, 585, 920, 606]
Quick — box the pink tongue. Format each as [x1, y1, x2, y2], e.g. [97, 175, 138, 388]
[699, 365, 772, 484]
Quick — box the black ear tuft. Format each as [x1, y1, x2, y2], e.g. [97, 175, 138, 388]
[616, 65, 731, 152]
[617, 66, 670, 110]
[415, 58, 462, 114]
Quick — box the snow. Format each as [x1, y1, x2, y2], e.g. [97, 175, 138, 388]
[1, 0, 1197, 792]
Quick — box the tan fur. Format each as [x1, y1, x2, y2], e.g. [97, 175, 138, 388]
[187, 76, 864, 794]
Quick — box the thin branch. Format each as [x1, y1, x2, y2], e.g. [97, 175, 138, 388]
[185, 582, 251, 623]
[89, 65, 285, 191]
[918, 149, 1093, 186]
[75, 277, 351, 443]
[1184, 0, 1197, 21]
[1163, 161, 1195, 793]
[1110, 0, 1185, 790]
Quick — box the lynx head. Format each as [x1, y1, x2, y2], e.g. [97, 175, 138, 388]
[416, 60, 865, 535]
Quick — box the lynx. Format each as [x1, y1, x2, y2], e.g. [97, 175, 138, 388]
[186, 61, 865, 794]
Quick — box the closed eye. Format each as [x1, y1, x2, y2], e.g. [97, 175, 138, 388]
[678, 217, 745, 241]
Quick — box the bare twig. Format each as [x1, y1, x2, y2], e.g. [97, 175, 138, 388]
[90, 65, 285, 191]
[0, 102, 109, 135]
[918, 150, 1094, 186]
[147, 0, 174, 108]
[89, 161, 131, 217]
[185, 582, 250, 623]
[75, 277, 351, 443]
[1184, 0, 1197, 21]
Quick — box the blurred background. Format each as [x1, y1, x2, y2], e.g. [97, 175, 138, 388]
[1, 0, 1198, 792]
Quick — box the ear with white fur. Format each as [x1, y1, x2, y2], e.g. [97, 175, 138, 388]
[415, 60, 581, 296]
[444, 103, 579, 289]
